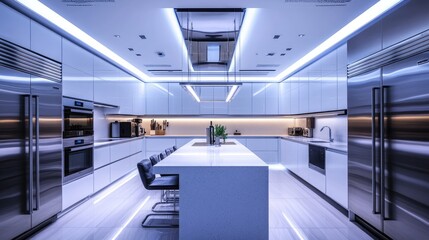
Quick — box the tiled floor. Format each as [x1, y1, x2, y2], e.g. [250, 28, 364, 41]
[31, 166, 372, 240]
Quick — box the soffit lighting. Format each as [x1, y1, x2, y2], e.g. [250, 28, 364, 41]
[14, 0, 150, 81]
[180, 82, 242, 103]
[275, 0, 404, 82]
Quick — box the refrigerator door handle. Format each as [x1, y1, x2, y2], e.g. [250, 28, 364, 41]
[33, 96, 40, 211]
[25, 95, 34, 214]
[371, 87, 380, 214]
[380, 86, 388, 220]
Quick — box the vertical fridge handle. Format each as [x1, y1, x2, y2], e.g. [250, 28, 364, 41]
[371, 87, 380, 214]
[33, 96, 40, 211]
[25, 95, 34, 214]
[380, 86, 388, 220]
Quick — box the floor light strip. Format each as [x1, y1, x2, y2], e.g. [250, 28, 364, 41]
[282, 212, 306, 240]
[111, 196, 151, 240]
[93, 170, 138, 205]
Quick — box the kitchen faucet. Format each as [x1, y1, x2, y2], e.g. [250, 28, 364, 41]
[320, 126, 334, 142]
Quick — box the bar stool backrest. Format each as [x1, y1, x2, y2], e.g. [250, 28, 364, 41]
[137, 159, 155, 189]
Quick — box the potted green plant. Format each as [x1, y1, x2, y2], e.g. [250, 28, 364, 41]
[214, 124, 228, 145]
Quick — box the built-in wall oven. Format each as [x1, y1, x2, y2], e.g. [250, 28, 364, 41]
[63, 97, 94, 183]
[63, 136, 94, 184]
[308, 145, 326, 174]
[63, 97, 94, 138]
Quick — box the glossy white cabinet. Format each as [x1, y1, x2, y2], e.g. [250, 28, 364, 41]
[110, 142, 132, 162]
[252, 83, 266, 115]
[132, 80, 145, 115]
[308, 66, 322, 113]
[176, 138, 194, 148]
[280, 139, 298, 172]
[213, 87, 228, 114]
[199, 87, 214, 114]
[168, 83, 182, 115]
[94, 166, 111, 193]
[146, 83, 169, 115]
[299, 73, 309, 113]
[62, 174, 93, 210]
[246, 138, 278, 164]
[62, 39, 93, 75]
[30, 21, 62, 62]
[337, 44, 347, 110]
[63, 65, 94, 101]
[326, 150, 348, 208]
[228, 83, 252, 115]
[279, 81, 291, 114]
[296, 143, 309, 180]
[94, 146, 110, 169]
[0, 3, 30, 49]
[182, 86, 200, 115]
[265, 83, 279, 114]
[290, 80, 299, 114]
[306, 164, 326, 193]
[321, 71, 338, 111]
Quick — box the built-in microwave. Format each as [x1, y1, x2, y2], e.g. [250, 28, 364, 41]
[63, 136, 94, 184]
[63, 97, 94, 138]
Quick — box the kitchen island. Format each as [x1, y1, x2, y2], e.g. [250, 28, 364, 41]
[154, 139, 269, 240]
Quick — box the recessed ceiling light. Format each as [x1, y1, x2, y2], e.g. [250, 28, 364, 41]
[273, 35, 281, 39]
[128, 48, 134, 51]
[298, 34, 305, 37]
[286, 48, 292, 51]
[280, 53, 286, 56]
[156, 52, 165, 57]
[139, 35, 146, 40]
[267, 53, 275, 56]
[136, 54, 141, 56]
[114, 35, 120, 38]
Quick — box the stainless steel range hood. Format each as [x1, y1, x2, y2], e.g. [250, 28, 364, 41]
[175, 9, 245, 72]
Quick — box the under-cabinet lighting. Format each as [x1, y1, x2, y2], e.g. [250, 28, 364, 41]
[276, 0, 404, 82]
[15, 0, 150, 81]
[111, 196, 150, 240]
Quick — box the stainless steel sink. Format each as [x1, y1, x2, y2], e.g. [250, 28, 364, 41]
[309, 140, 330, 143]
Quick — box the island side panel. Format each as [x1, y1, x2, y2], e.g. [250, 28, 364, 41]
[179, 166, 269, 240]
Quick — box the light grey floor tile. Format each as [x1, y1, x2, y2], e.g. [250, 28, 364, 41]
[31, 169, 371, 240]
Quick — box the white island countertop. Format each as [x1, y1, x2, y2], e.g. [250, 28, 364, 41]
[155, 138, 267, 169]
[154, 138, 269, 240]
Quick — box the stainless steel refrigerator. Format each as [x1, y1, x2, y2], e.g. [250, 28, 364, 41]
[348, 32, 429, 239]
[0, 38, 62, 239]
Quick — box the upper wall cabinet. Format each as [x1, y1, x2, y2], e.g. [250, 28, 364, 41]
[213, 87, 228, 114]
[63, 65, 94, 101]
[337, 44, 347, 110]
[0, 3, 30, 49]
[252, 83, 266, 115]
[146, 83, 169, 115]
[229, 83, 252, 115]
[199, 87, 214, 115]
[265, 83, 279, 115]
[279, 81, 291, 115]
[181, 85, 200, 115]
[168, 83, 182, 115]
[62, 39, 93, 75]
[30, 21, 62, 62]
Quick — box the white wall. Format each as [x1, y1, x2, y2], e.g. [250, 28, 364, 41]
[94, 107, 110, 140]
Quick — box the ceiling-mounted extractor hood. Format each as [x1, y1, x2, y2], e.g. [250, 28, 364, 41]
[175, 9, 244, 72]
[180, 82, 242, 103]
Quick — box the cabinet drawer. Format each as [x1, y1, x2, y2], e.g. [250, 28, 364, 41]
[94, 146, 110, 169]
[94, 166, 110, 193]
[110, 142, 130, 162]
[62, 174, 93, 210]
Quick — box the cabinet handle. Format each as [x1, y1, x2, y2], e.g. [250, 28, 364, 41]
[371, 87, 380, 214]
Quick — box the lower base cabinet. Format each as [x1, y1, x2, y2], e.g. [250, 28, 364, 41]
[62, 174, 94, 210]
[326, 150, 348, 208]
[94, 166, 111, 193]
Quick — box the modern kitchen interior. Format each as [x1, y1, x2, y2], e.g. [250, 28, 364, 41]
[0, 0, 428, 239]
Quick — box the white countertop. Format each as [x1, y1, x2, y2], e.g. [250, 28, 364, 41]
[155, 139, 267, 168]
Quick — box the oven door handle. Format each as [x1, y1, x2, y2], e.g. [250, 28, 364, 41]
[66, 144, 94, 152]
[65, 108, 93, 115]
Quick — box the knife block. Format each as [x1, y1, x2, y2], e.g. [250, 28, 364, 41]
[155, 130, 165, 135]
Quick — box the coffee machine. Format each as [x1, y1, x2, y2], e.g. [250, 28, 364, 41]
[303, 117, 315, 138]
[133, 118, 145, 136]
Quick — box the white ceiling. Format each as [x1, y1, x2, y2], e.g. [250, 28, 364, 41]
[39, 0, 378, 82]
